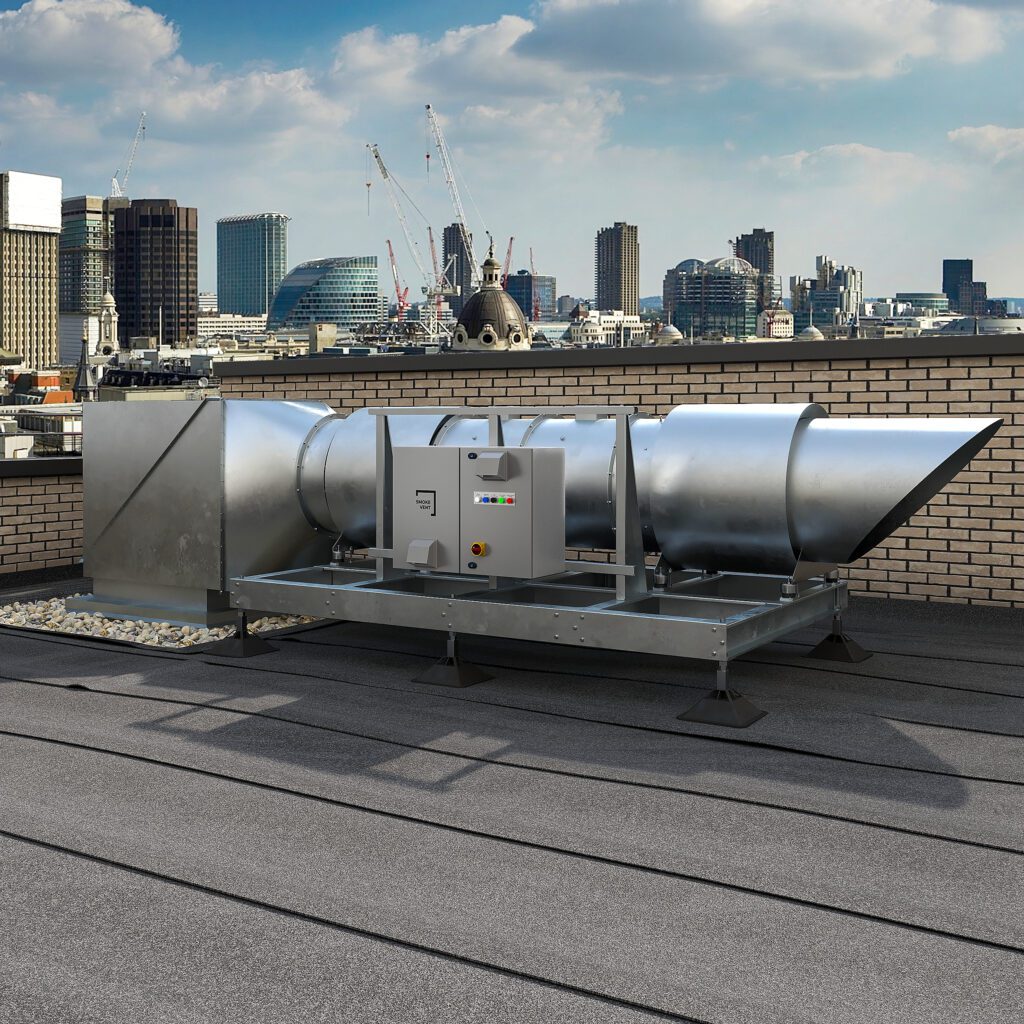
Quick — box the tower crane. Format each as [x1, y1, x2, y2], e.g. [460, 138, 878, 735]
[501, 236, 514, 289]
[367, 144, 430, 284]
[386, 240, 410, 322]
[529, 247, 541, 322]
[427, 226, 459, 327]
[110, 112, 146, 199]
[425, 104, 480, 288]
[367, 143, 456, 338]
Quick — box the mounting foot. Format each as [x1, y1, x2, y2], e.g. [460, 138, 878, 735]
[807, 632, 871, 663]
[807, 616, 871, 663]
[677, 664, 766, 728]
[413, 633, 492, 688]
[202, 611, 276, 658]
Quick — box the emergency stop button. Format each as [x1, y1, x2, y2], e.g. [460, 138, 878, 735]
[470, 541, 488, 557]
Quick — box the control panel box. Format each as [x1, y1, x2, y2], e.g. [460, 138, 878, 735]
[392, 446, 462, 572]
[392, 445, 565, 578]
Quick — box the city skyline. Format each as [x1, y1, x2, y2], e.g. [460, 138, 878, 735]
[0, 0, 1021, 298]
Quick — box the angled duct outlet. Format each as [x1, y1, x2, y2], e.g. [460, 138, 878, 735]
[787, 416, 1003, 565]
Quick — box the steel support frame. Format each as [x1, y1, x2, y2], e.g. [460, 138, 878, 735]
[230, 563, 845, 721]
[230, 404, 849, 726]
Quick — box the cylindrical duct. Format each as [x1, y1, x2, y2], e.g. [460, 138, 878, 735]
[651, 403, 826, 573]
[294, 404, 1001, 575]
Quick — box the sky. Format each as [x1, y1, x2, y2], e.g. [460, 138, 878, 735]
[0, 0, 1022, 299]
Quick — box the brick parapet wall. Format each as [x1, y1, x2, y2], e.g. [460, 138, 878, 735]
[219, 350, 1024, 607]
[0, 472, 83, 575]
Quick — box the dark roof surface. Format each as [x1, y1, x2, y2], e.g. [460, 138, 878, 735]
[0, 589, 1021, 1023]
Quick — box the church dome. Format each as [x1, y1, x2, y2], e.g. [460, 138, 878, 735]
[704, 256, 755, 275]
[656, 323, 684, 345]
[799, 324, 824, 341]
[453, 243, 531, 350]
[455, 289, 529, 347]
[102, 290, 117, 309]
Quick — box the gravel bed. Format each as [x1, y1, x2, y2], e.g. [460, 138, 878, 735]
[0, 595, 315, 648]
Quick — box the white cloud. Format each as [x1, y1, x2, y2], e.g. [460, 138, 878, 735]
[521, 0, 1005, 82]
[0, 0, 177, 87]
[948, 124, 1024, 164]
[757, 142, 960, 199]
[330, 15, 623, 159]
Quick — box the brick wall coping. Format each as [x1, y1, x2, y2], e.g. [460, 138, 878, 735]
[0, 457, 82, 478]
[215, 332, 1024, 379]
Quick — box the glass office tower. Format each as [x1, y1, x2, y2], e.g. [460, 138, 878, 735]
[217, 213, 289, 316]
[266, 257, 379, 330]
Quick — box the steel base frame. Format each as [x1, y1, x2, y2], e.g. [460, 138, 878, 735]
[230, 564, 849, 726]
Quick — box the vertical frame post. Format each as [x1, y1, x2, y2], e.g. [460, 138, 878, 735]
[614, 412, 647, 603]
[375, 412, 394, 581]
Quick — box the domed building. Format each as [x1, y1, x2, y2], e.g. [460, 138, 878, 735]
[666, 255, 759, 340]
[798, 324, 825, 341]
[452, 245, 531, 351]
[654, 323, 685, 345]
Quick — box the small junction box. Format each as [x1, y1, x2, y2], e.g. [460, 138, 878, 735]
[393, 446, 565, 578]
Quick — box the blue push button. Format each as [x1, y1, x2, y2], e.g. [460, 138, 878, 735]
[482, 496, 490, 502]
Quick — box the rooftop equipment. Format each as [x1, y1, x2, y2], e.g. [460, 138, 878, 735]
[71, 400, 1001, 727]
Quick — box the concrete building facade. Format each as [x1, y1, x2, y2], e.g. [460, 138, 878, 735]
[733, 227, 775, 312]
[595, 222, 639, 316]
[113, 199, 199, 348]
[756, 307, 794, 338]
[216, 213, 289, 316]
[791, 255, 863, 332]
[1, 171, 61, 368]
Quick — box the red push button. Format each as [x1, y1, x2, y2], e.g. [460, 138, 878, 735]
[470, 541, 487, 557]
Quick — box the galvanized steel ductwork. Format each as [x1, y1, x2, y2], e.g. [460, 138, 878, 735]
[296, 403, 1000, 576]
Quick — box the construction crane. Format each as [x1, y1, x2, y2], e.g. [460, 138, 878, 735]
[110, 112, 146, 199]
[367, 143, 458, 339]
[760, 288, 784, 337]
[427, 226, 458, 327]
[529, 247, 541, 322]
[501, 236, 514, 289]
[425, 104, 480, 288]
[367, 144, 430, 284]
[386, 240, 410, 322]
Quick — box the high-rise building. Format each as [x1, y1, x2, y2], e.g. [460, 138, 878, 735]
[668, 256, 758, 340]
[556, 294, 579, 316]
[733, 228, 775, 312]
[595, 222, 639, 315]
[59, 195, 128, 316]
[217, 213, 289, 316]
[113, 199, 199, 347]
[505, 270, 557, 321]
[1, 171, 62, 367]
[790, 255, 863, 331]
[266, 257, 379, 331]
[442, 223, 473, 317]
[662, 259, 705, 324]
[942, 258, 988, 315]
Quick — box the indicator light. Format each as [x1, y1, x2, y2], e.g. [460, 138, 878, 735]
[482, 496, 489, 503]
[470, 541, 487, 556]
